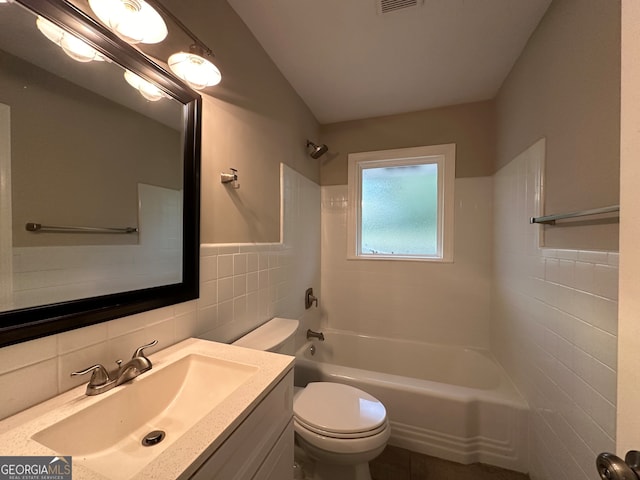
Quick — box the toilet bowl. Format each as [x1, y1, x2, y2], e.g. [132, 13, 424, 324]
[293, 382, 390, 480]
[231, 318, 390, 480]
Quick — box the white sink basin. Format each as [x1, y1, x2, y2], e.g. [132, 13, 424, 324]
[0, 338, 294, 480]
[32, 354, 257, 478]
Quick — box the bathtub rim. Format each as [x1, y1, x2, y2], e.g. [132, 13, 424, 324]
[295, 331, 528, 410]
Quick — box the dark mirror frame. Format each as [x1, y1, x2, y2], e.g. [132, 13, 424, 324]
[0, 0, 201, 348]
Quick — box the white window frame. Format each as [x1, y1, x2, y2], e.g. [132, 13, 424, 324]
[347, 143, 455, 262]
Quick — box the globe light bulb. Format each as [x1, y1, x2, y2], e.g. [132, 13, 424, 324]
[124, 70, 167, 101]
[88, 0, 167, 44]
[36, 16, 105, 63]
[168, 48, 221, 90]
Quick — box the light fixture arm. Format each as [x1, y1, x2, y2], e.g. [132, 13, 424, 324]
[144, 0, 213, 57]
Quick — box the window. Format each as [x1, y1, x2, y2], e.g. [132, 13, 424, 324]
[347, 144, 455, 262]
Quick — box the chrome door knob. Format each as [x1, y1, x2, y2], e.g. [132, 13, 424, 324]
[596, 452, 640, 480]
[625, 451, 640, 477]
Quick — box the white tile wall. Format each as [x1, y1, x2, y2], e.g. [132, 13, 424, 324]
[491, 139, 617, 480]
[320, 177, 494, 349]
[0, 165, 321, 421]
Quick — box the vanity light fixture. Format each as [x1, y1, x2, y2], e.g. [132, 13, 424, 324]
[35, 0, 222, 92]
[87, 0, 221, 90]
[168, 44, 221, 90]
[144, 0, 222, 90]
[88, 0, 167, 44]
[36, 16, 106, 63]
[123, 70, 168, 101]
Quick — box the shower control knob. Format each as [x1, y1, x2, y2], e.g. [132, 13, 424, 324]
[596, 452, 640, 480]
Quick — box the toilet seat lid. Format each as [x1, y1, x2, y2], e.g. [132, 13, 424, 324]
[293, 382, 387, 435]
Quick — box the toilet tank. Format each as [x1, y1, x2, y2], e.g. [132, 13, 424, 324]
[232, 317, 299, 355]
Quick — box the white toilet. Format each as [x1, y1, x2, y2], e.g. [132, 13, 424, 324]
[232, 318, 390, 480]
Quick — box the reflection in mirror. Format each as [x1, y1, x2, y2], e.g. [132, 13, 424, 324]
[0, 0, 201, 346]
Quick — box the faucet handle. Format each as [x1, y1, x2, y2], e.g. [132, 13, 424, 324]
[132, 340, 158, 359]
[70, 364, 110, 386]
[305, 288, 319, 309]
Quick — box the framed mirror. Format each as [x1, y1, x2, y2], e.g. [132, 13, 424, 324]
[0, 0, 201, 347]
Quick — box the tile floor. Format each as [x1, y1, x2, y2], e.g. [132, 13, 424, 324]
[370, 446, 530, 480]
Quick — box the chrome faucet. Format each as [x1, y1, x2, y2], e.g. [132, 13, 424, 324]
[71, 340, 158, 396]
[115, 341, 157, 386]
[70, 364, 114, 396]
[306, 329, 324, 341]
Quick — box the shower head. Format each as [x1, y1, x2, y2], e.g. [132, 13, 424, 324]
[306, 140, 328, 159]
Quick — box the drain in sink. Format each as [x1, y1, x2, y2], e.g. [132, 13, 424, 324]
[142, 430, 166, 446]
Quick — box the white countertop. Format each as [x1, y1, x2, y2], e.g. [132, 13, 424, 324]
[0, 338, 294, 479]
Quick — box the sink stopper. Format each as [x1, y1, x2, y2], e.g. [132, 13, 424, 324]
[142, 430, 166, 447]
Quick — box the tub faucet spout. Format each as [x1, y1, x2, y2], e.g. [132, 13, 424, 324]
[306, 329, 324, 341]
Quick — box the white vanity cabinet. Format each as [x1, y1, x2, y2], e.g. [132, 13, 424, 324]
[189, 369, 294, 480]
[0, 339, 294, 480]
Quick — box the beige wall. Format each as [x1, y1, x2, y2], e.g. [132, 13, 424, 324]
[496, 0, 620, 251]
[319, 100, 495, 185]
[617, 0, 640, 455]
[163, 0, 321, 244]
[1, 50, 181, 247]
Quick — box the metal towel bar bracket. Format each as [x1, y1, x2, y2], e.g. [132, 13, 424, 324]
[25, 223, 138, 234]
[530, 205, 619, 225]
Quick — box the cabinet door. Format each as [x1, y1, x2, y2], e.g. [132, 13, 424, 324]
[253, 421, 294, 480]
[190, 370, 293, 480]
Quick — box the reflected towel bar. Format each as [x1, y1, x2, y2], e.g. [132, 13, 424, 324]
[529, 205, 619, 225]
[25, 223, 138, 234]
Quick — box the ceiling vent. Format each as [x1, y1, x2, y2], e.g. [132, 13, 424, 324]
[377, 0, 423, 14]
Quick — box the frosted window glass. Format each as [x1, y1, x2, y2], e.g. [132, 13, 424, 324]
[361, 163, 438, 255]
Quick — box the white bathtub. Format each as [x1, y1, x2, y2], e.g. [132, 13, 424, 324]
[294, 329, 528, 473]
